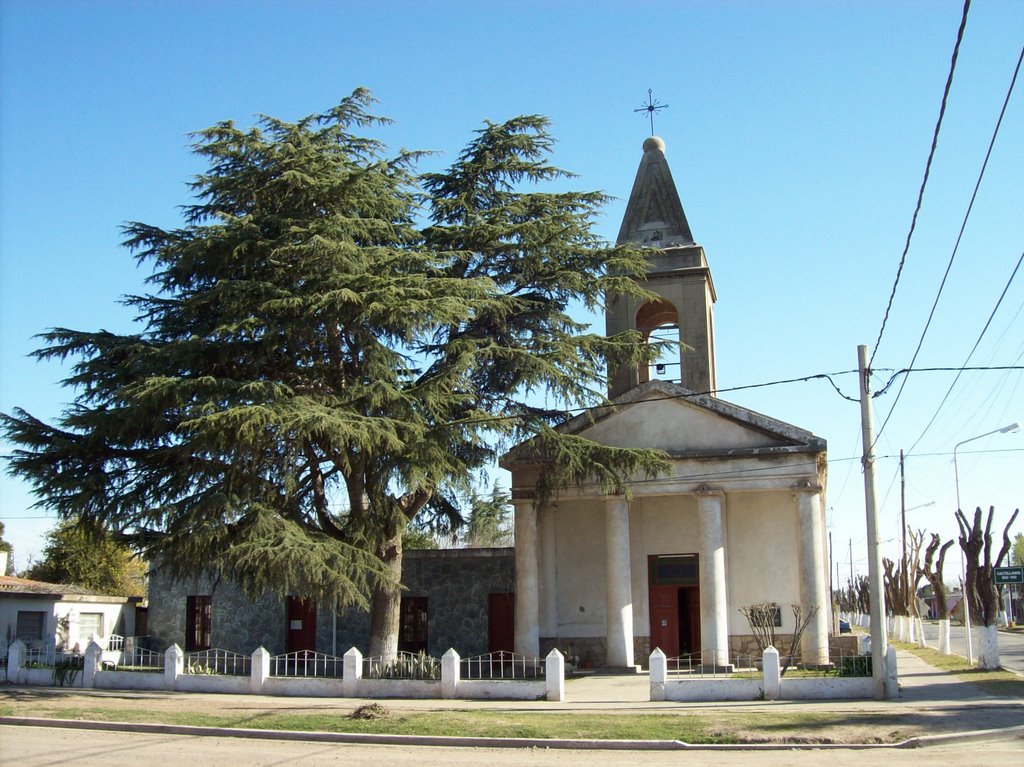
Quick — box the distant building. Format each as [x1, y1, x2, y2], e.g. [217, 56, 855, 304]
[0, 551, 144, 655]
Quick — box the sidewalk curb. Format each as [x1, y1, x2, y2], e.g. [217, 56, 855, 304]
[3, 716, 1023, 751]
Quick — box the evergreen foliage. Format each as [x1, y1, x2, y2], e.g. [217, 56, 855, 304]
[2, 90, 667, 654]
[464, 482, 512, 548]
[26, 518, 146, 596]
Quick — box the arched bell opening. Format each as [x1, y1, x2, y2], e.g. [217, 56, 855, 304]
[635, 298, 681, 386]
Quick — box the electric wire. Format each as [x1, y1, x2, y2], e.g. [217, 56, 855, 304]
[870, 0, 972, 366]
[873, 39, 1024, 446]
[905, 248, 1024, 456]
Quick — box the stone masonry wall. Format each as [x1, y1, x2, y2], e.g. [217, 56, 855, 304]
[149, 548, 515, 658]
[147, 568, 287, 655]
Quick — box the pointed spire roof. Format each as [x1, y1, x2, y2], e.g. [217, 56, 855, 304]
[616, 136, 694, 247]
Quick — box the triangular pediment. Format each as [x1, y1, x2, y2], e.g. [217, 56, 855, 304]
[501, 380, 824, 467]
[616, 136, 694, 247]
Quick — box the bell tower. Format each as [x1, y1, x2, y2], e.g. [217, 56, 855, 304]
[606, 136, 717, 399]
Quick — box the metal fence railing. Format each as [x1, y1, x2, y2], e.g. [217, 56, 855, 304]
[460, 651, 545, 680]
[270, 650, 344, 678]
[184, 648, 251, 676]
[665, 651, 760, 678]
[23, 648, 83, 669]
[362, 651, 440, 680]
[116, 646, 165, 672]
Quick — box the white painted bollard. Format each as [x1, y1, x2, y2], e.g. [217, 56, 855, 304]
[885, 644, 899, 699]
[762, 647, 781, 701]
[649, 648, 667, 701]
[441, 648, 460, 699]
[343, 647, 362, 697]
[83, 640, 102, 688]
[251, 647, 270, 694]
[165, 644, 183, 691]
[545, 648, 565, 702]
[8, 639, 25, 685]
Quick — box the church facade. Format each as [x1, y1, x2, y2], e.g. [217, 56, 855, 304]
[501, 136, 831, 669]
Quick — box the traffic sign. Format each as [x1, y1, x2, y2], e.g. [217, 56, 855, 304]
[994, 566, 1023, 585]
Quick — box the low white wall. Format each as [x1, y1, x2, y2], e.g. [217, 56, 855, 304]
[20, 667, 84, 688]
[664, 677, 763, 702]
[354, 678, 441, 699]
[649, 647, 876, 702]
[175, 674, 251, 694]
[6, 640, 565, 702]
[456, 679, 547, 700]
[95, 671, 164, 690]
[779, 676, 873, 700]
[261, 676, 346, 697]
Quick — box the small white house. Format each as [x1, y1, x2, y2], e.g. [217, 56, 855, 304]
[0, 552, 143, 655]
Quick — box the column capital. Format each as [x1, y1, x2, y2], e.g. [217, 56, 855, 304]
[694, 485, 724, 498]
[792, 480, 823, 494]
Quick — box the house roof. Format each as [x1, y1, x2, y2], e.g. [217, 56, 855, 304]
[0, 575, 141, 602]
[501, 379, 826, 469]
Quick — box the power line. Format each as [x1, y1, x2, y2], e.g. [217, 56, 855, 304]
[870, 0, 972, 366]
[873, 39, 1024, 445]
[905, 249, 1024, 456]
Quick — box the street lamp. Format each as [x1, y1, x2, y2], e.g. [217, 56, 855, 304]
[952, 421, 1020, 665]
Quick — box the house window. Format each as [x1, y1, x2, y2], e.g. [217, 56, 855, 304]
[79, 612, 104, 642]
[398, 596, 428, 654]
[185, 595, 211, 651]
[16, 611, 46, 642]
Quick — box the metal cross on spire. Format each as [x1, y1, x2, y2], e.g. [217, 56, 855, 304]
[634, 89, 668, 136]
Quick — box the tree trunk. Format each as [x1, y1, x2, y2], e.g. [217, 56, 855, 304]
[368, 531, 403, 661]
[938, 618, 951, 655]
[977, 623, 1000, 669]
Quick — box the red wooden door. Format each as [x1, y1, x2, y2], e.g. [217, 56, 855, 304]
[649, 582, 680, 656]
[286, 597, 317, 652]
[488, 592, 515, 653]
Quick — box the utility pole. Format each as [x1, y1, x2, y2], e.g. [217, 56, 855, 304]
[900, 450, 909, 622]
[858, 344, 888, 699]
[849, 538, 854, 585]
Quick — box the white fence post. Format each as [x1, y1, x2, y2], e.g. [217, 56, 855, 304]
[545, 648, 564, 702]
[762, 646, 780, 701]
[885, 644, 899, 699]
[649, 648, 667, 701]
[343, 647, 362, 697]
[251, 647, 270, 694]
[83, 640, 103, 688]
[165, 644, 183, 691]
[441, 648, 460, 699]
[8, 639, 25, 685]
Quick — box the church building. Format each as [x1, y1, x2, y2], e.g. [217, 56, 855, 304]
[501, 136, 831, 669]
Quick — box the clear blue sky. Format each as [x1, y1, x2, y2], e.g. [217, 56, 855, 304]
[2, 1, 1022, 583]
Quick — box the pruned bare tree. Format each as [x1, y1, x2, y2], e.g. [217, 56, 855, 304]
[907, 527, 927, 646]
[739, 602, 819, 676]
[919, 532, 955, 654]
[956, 506, 1020, 668]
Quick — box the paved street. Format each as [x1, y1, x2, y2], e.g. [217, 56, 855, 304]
[917, 622, 1024, 675]
[1, 726, 1021, 767]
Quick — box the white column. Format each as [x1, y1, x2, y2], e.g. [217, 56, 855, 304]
[697, 489, 729, 667]
[796, 483, 830, 665]
[514, 498, 540, 657]
[538, 503, 558, 638]
[604, 496, 634, 668]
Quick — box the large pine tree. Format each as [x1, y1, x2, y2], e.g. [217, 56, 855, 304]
[3, 91, 666, 658]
